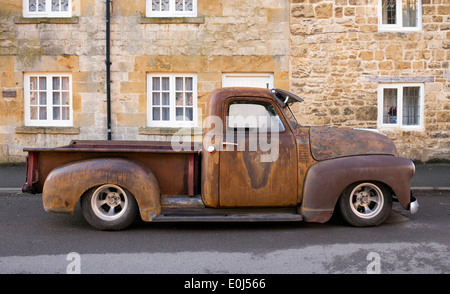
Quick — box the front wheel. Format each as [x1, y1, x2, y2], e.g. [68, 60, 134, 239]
[81, 184, 138, 231]
[338, 182, 392, 227]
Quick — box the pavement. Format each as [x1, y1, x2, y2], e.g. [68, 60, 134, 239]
[0, 162, 449, 193]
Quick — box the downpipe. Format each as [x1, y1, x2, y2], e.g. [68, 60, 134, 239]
[106, 0, 112, 140]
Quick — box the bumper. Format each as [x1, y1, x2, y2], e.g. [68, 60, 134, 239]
[408, 193, 419, 214]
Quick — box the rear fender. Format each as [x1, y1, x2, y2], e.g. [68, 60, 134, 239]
[43, 158, 161, 221]
[300, 155, 414, 223]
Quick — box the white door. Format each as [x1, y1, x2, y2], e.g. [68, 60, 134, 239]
[222, 73, 274, 89]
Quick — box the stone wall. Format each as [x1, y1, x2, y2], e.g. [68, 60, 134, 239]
[289, 0, 450, 162]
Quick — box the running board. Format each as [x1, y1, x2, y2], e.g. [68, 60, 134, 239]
[152, 207, 303, 222]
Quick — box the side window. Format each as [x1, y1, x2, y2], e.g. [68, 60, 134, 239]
[24, 73, 73, 127]
[226, 101, 285, 132]
[378, 0, 422, 31]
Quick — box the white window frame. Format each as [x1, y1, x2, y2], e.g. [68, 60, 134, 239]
[378, 0, 422, 32]
[147, 74, 198, 128]
[24, 73, 73, 127]
[23, 0, 72, 18]
[377, 83, 424, 131]
[222, 73, 274, 89]
[146, 0, 197, 18]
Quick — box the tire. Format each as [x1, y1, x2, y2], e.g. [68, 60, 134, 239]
[338, 182, 392, 227]
[81, 184, 138, 231]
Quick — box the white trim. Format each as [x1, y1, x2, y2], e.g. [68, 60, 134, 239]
[377, 83, 424, 131]
[147, 73, 198, 128]
[222, 73, 274, 89]
[24, 73, 73, 127]
[377, 0, 422, 32]
[146, 0, 197, 18]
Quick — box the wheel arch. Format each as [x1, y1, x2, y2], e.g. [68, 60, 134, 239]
[43, 158, 161, 221]
[300, 155, 414, 223]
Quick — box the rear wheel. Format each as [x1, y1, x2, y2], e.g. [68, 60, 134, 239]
[338, 182, 392, 227]
[81, 184, 138, 231]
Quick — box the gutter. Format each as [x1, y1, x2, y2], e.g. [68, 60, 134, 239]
[106, 0, 112, 140]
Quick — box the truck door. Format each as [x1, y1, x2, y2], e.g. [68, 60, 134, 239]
[219, 97, 297, 207]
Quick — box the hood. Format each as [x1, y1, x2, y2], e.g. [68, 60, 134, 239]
[309, 127, 398, 161]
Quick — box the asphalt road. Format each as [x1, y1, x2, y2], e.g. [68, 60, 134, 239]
[0, 190, 449, 274]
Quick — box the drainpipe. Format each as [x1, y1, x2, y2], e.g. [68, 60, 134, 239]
[106, 0, 112, 140]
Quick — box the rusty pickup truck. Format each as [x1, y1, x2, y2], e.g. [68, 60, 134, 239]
[22, 88, 418, 230]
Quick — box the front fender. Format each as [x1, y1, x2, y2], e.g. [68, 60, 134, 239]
[43, 158, 161, 221]
[300, 155, 414, 223]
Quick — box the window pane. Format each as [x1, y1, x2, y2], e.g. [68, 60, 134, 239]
[29, 0, 37, 12]
[53, 77, 60, 90]
[176, 107, 184, 121]
[176, 0, 183, 11]
[62, 92, 69, 105]
[176, 77, 183, 91]
[162, 92, 170, 105]
[38, 0, 46, 12]
[152, 93, 160, 105]
[153, 108, 160, 120]
[402, 0, 417, 27]
[162, 107, 170, 121]
[152, 0, 160, 11]
[403, 87, 420, 125]
[162, 77, 169, 91]
[185, 0, 193, 11]
[53, 92, 60, 105]
[162, 0, 169, 11]
[61, 0, 69, 12]
[30, 106, 38, 120]
[382, 0, 396, 25]
[383, 88, 397, 124]
[176, 92, 183, 106]
[39, 107, 47, 120]
[39, 77, 47, 90]
[185, 107, 193, 121]
[52, 0, 59, 11]
[62, 107, 70, 120]
[30, 92, 37, 105]
[152, 77, 160, 91]
[227, 101, 284, 131]
[39, 92, 47, 105]
[185, 92, 193, 106]
[30, 77, 37, 90]
[185, 77, 193, 91]
[53, 107, 61, 120]
[62, 77, 69, 90]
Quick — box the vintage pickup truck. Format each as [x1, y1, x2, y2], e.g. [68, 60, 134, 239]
[22, 87, 418, 230]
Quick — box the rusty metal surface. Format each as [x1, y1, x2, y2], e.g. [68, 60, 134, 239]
[309, 127, 398, 161]
[300, 155, 415, 223]
[43, 158, 161, 221]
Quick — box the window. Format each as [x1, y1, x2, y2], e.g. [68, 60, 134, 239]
[147, 74, 197, 127]
[226, 101, 285, 132]
[23, 0, 72, 18]
[222, 73, 274, 89]
[377, 84, 424, 130]
[146, 0, 197, 17]
[24, 74, 73, 127]
[378, 0, 422, 31]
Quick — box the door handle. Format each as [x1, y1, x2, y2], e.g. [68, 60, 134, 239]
[222, 142, 238, 146]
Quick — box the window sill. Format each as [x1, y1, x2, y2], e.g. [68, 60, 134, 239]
[15, 126, 80, 135]
[14, 16, 79, 24]
[139, 127, 203, 136]
[139, 15, 205, 24]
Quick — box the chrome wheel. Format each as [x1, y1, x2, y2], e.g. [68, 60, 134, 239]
[91, 184, 129, 221]
[349, 183, 384, 219]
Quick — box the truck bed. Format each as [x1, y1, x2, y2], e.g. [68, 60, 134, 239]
[23, 140, 202, 196]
